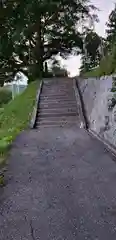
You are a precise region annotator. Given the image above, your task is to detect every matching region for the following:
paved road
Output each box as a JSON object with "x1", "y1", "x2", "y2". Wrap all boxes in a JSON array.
[{"x1": 1, "y1": 127, "x2": 116, "y2": 239}]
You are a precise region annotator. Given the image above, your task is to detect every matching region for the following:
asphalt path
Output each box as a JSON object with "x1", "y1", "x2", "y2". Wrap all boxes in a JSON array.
[{"x1": 0, "y1": 127, "x2": 116, "y2": 239}]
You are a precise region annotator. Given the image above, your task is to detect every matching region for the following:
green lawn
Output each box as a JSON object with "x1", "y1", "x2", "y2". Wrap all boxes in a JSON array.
[
  {"x1": 0, "y1": 81, "x2": 39, "y2": 161},
  {"x1": 82, "y1": 47, "x2": 116, "y2": 78},
  {"x1": 83, "y1": 67, "x2": 101, "y2": 78}
]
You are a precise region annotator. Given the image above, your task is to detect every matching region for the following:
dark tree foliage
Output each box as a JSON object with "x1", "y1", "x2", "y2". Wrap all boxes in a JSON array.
[
  {"x1": 80, "y1": 31, "x2": 102, "y2": 73},
  {"x1": 106, "y1": 4, "x2": 116, "y2": 48},
  {"x1": 0, "y1": 0, "x2": 97, "y2": 83}
]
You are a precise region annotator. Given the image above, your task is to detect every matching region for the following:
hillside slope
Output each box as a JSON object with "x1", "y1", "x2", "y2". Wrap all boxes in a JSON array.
[{"x1": 0, "y1": 81, "x2": 39, "y2": 160}]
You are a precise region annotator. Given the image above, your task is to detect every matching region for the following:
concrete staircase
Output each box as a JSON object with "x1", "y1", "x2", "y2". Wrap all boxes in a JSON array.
[{"x1": 36, "y1": 78, "x2": 79, "y2": 128}]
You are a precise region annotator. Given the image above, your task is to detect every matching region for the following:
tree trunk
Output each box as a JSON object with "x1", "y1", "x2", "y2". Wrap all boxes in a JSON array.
[
  {"x1": 37, "y1": 15, "x2": 43, "y2": 79},
  {"x1": 45, "y1": 62, "x2": 48, "y2": 76},
  {"x1": 0, "y1": 82, "x2": 4, "y2": 87}
]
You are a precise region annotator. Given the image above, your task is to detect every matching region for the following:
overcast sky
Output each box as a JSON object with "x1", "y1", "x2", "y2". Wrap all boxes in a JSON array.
[{"x1": 64, "y1": 0, "x2": 114, "y2": 76}]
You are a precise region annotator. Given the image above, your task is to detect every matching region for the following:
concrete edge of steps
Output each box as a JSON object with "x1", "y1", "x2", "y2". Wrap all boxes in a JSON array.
[{"x1": 30, "y1": 80, "x2": 43, "y2": 129}]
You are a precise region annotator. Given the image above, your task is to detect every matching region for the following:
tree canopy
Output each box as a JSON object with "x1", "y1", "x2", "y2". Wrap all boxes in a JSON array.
[
  {"x1": 80, "y1": 30, "x2": 102, "y2": 73},
  {"x1": 80, "y1": 3, "x2": 116, "y2": 77},
  {"x1": 0, "y1": 0, "x2": 97, "y2": 85},
  {"x1": 106, "y1": 4, "x2": 116, "y2": 48}
]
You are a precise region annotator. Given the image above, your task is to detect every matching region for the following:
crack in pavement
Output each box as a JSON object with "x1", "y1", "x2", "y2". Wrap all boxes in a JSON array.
[{"x1": 25, "y1": 216, "x2": 36, "y2": 240}]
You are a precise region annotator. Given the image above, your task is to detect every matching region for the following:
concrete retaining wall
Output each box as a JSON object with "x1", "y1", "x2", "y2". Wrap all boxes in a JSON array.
[{"x1": 78, "y1": 76, "x2": 116, "y2": 147}]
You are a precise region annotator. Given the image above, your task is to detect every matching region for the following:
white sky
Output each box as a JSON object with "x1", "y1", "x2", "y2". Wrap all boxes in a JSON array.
[{"x1": 63, "y1": 0, "x2": 114, "y2": 76}]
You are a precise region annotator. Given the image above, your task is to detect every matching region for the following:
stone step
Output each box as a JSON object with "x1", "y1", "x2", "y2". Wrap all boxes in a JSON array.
[
  {"x1": 42, "y1": 90, "x2": 73, "y2": 94},
  {"x1": 43, "y1": 82, "x2": 72, "y2": 85},
  {"x1": 39, "y1": 105, "x2": 77, "y2": 111},
  {"x1": 40, "y1": 93, "x2": 75, "y2": 98},
  {"x1": 38, "y1": 115, "x2": 78, "y2": 120},
  {"x1": 37, "y1": 112, "x2": 78, "y2": 118},
  {"x1": 39, "y1": 104, "x2": 77, "y2": 110},
  {"x1": 40, "y1": 99, "x2": 76, "y2": 104},
  {"x1": 39, "y1": 102, "x2": 77, "y2": 108},
  {"x1": 36, "y1": 122, "x2": 78, "y2": 128},
  {"x1": 39, "y1": 103, "x2": 76, "y2": 108},
  {"x1": 41, "y1": 93, "x2": 74, "y2": 98},
  {"x1": 35, "y1": 78, "x2": 78, "y2": 128},
  {"x1": 40, "y1": 98, "x2": 76, "y2": 102},
  {"x1": 43, "y1": 86, "x2": 73, "y2": 89},
  {"x1": 36, "y1": 123, "x2": 78, "y2": 128},
  {"x1": 38, "y1": 108, "x2": 78, "y2": 114},
  {"x1": 42, "y1": 84, "x2": 73, "y2": 87},
  {"x1": 43, "y1": 84, "x2": 72, "y2": 87},
  {"x1": 41, "y1": 92, "x2": 74, "y2": 95},
  {"x1": 36, "y1": 125, "x2": 64, "y2": 128},
  {"x1": 39, "y1": 101, "x2": 77, "y2": 106},
  {"x1": 43, "y1": 85, "x2": 73, "y2": 88},
  {"x1": 44, "y1": 79, "x2": 72, "y2": 82},
  {"x1": 43, "y1": 83, "x2": 73, "y2": 86},
  {"x1": 36, "y1": 118, "x2": 78, "y2": 126},
  {"x1": 43, "y1": 85, "x2": 73, "y2": 89},
  {"x1": 44, "y1": 82, "x2": 73, "y2": 86},
  {"x1": 41, "y1": 93, "x2": 74, "y2": 97}
]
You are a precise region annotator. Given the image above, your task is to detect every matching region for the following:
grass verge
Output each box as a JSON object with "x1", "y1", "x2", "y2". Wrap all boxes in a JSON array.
[
  {"x1": 83, "y1": 67, "x2": 101, "y2": 78},
  {"x1": 82, "y1": 45, "x2": 116, "y2": 78},
  {"x1": 0, "y1": 81, "x2": 39, "y2": 161}
]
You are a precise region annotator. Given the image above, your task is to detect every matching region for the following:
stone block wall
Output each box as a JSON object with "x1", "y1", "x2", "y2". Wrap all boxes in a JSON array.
[{"x1": 78, "y1": 76, "x2": 116, "y2": 147}]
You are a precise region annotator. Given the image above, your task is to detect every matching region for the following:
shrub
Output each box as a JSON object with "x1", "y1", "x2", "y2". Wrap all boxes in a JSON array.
[{"x1": 0, "y1": 89, "x2": 12, "y2": 107}]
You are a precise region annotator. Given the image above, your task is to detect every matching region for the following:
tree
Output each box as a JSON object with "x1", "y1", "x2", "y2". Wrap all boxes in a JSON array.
[
  {"x1": 80, "y1": 30, "x2": 102, "y2": 73},
  {"x1": 106, "y1": 4, "x2": 116, "y2": 48},
  {"x1": 0, "y1": 0, "x2": 98, "y2": 84}
]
